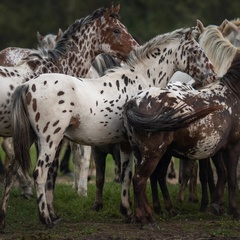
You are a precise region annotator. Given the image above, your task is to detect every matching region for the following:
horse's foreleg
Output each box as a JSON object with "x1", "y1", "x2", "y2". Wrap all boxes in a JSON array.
[
  {"x1": 71, "y1": 143, "x2": 91, "y2": 197},
  {"x1": 112, "y1": 144, "x2": 121, "y2": 183},
  {"x1": 91, "y1": 147, "x2": 107, "y2": 211},
  {"x1": 150, "y1": 168, "x2": 162, "y2": 215},
  {"x1": 210, "y1": 152, "x2": 227, "y2": 215},
  {"x1": 188, "y1": 160, "x2": 198, "y2": 203},
  {"x1": 199, "y1": 159, "x2": 210, "y2": 212},
  {"x1": 157, "y1": 153, "x2": 175, "y2": 216},
  {"x1": 119, "y1": 142, "x2": 133, "y2": 221}
]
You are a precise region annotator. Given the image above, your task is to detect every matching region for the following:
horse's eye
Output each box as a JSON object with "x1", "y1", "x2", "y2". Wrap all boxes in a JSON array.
[{"x1": 113, "y1": 29, "x2": 121, "y2": 34}]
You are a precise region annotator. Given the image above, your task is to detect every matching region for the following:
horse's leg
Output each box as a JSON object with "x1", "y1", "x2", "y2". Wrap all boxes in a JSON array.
[
  {"x1": 210, "y1": 152, "x2": 227, "y2": 215},
  {"x1": 150, "y1": 162, "x2": 163, "y2": 215},
  {"x1": 0, "y1": 159, "x2": 19, "y2": 230},
  {"x1": 224, "y1": 148, "x2": 240, "y2": 219},
  {"x1": 167, "y1": 158, "x2": 176, "y2": 179},
  {"x1": 199, "y1": 158, "x2": 211, "y2": 212},
  {"x1": 2, "y1": 137, "x2": 33, "y2": 199},
  {"x1": 188, "y1": 160, "x2": 198, "y2": 203},
  {"x1": 133, "y1": 134, "x2": 171, "y2": 225},
  {"x1": 91, "y1": 146, "x2": 107, "y2": 211},
  {"x1": 177, "y1": 159, "x2": 197, "y2": 203},
  {"x1": 59, "y1": 140, "x2": 72, "y2": 175},
  {"x1": 112, "y1": 144, "x2": 121, "y2": 183},
  {"x1": 119, "y1": 142, "x2": 133, "y2": 222},
  {"x1": 33, "y1": 140, "x2": 61, "y2": 228},
  {"x1": 44, "y1": 142, "x2": 63, "y2": 223},
  {"x1": 155, "y1": 153, "x2": 175, "y2": 216},
  {"x1": 71, "y1": 143, "x2": 91, "y2": 197}
]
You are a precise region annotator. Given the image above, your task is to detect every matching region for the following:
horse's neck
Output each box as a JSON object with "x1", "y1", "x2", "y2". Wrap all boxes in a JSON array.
[
  {"x1": 27, "y1": 23, "x2": 100, "y2": 78},
  {"x1": 53, "y1": 23, "x2": 100, "y2": 77},
  {"x1": 131, "y1": 49, "x2": 177, "y2": 88}
]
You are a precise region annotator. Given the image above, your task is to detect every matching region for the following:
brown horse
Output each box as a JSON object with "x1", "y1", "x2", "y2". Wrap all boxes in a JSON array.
[{"x1": 123, "y1": 51, "x2": 240, "y2": 225}]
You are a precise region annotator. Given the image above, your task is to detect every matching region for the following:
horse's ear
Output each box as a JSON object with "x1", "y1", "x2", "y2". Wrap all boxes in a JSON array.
[
  {"x1": 218, "y1": 19, "x2": 229, "y2": 33},
  {"x1": 112, "y1": 3, "x2": 120, "y2": 14},
  {"x1": 37, "y1": 32, "x2": 44, "y2": 42},
  {"x1": 185, "y1": 28, "x2": 193, "y2": 40},
  {"x1": 56, "y1": 28, "x2": 63, "y2": 41},
  {"x1": 197, "y1": 19, "x2": 205, "y2": 33}
]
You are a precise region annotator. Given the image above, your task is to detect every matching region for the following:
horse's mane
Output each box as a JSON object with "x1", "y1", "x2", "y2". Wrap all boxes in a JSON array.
[
  {"x1": 24, "y1": 7, "x2": 116, "y2": 62},
  {"x1": 126, "y1": 28, "x2": 193, "y2": 67},
  {"x1": 198, "y1": 26, "x2": 238, "y2": 76},
  {"x1": 221, "y1": 52, "x2": 240, "y2": 98}
]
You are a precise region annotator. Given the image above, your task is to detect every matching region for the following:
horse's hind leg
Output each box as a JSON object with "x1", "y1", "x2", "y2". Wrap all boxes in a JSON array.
[
  {"x1": 45, "y1": 141, "x2": 63, "y2": 223},
  {"x1": 150, "y1": 165, "x2": 163, "y2": 215},
  {"x1": 34, "y1": 141, "x2": 61, "y2": 228},
  {"x1": 119, "y1": 142, "x2": 133, "y2": 222},
  {"x1": 2, "y1": 137, "x2": 32, "y2": 199},
  {"x1": 0, "y1": 160, "x2": 19, "y2": 230}
]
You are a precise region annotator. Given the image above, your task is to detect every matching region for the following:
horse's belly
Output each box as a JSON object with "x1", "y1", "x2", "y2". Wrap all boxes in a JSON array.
[
  {"x1": 174, "y1": 133, "x2": 221, "y2": 160},
  {"x1": 64, "y1": 121, "x2": 125, "y2": 145}
]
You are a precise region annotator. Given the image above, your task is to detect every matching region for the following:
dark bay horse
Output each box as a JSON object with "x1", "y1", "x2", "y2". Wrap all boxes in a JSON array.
[{"x1": 123, "y1": 53, "x2": 240, "y2": 225}]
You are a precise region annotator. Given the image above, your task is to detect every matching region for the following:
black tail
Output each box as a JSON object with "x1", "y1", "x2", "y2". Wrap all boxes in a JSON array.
[
  {"x1": 11, "y1": 84, "x2": 33, "y2": 173},
  {"x1": 124, "y1": 100, "x2": 221, "y2": 132}
]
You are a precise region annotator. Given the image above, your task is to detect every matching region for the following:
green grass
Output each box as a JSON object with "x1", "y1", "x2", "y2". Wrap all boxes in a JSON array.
[{"x1": 0, "y1": 147, "x2": 240, "y2": 239}]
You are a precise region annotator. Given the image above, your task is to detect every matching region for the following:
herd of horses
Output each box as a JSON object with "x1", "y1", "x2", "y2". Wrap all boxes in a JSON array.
[{"x1": 0, "y1": 4, "x2": 239, "y2": 230}]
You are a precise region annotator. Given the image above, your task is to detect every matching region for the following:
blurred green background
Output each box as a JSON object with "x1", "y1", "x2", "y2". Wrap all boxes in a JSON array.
[{"x1": 0, "y1": 0, "x2": 239, "y2": 49}]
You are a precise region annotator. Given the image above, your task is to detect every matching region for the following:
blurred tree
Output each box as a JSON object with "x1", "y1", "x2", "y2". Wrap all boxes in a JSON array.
[{"x1": 0, "y1": 0, "x2": 239, "y2": 49}]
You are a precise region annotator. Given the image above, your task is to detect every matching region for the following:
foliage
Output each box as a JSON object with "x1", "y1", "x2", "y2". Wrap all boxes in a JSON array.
[{"x1": 0, "y1": 0, "x2": 240, "y2": 49}]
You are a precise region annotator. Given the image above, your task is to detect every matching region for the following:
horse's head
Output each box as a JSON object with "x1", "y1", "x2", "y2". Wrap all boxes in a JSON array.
[
  {"x1": 218, "y1": 19, "x2": 240, "y2": 48},
  {"x1": 96, "y1": 4, "x2": 139, "y2": 61},
  {"x1": 37, "y1": 29, "x2": 63, "y2": 50},
  {"x1": 178, "y1": 27, "x2": 217, "y2": 86},
  {"x1": 197, "y1": 19, "x2": 238, "y2": 77}
]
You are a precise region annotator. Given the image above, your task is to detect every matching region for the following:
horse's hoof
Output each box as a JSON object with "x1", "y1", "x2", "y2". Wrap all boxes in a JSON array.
[
  {"x1": 125, "y1": 214, "x2": 132, "y2": 223},
  {"x1": 91, "y1": 202, "x2": 103, "y2": 212},
  {"x1": 142, "y1": 222, "x2": 159, "y2": 230},
  {"x1": 209, "y1": 203, "x2": 222, "y2": 215}
]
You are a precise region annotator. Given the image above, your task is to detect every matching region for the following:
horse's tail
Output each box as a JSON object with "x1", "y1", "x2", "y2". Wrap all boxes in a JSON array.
[
  {"x1": 123, "y1": 100, "x2": 221, "y2": 132},
  {"x1": 11, "y1": 84, "x2": 34, "y2": 174}
]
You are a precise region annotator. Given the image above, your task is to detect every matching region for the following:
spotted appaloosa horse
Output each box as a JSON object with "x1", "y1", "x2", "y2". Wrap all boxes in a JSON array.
[
  {"x1": 123, "y1": 46, "x2": 240, "y2": 225},
  {"x1": 173, "y1": 19, "x2": 240, "y2": 213},
  {"x1": 0, "y1": 29, "x2": 63, "y2": 67},
  {"x1": 219, "y1": 18, "x2": 240, "y2": 47},
  {"x1": 37, "y1": 29, "x2": 63, "y2": 49},
  {"x1": 0, "y1": 4, "x2": 138, "y2": 229},
  {"x1": 7, "y1": 27, "x2": 217, "y2": 228},
  {"x1": 0, "y1": 29, "x2": 63, "y2": 199}
]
